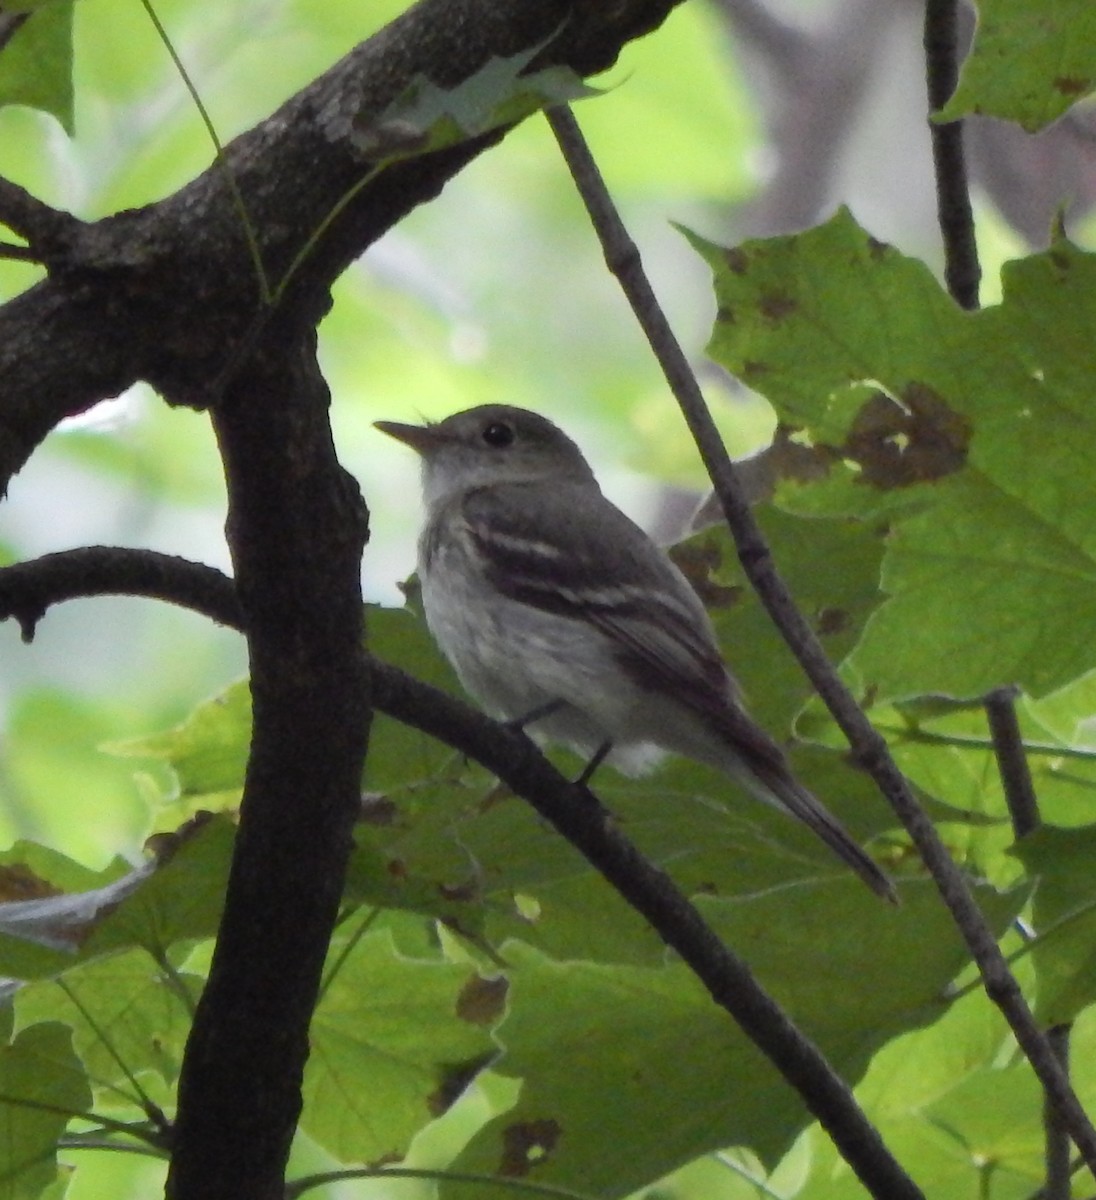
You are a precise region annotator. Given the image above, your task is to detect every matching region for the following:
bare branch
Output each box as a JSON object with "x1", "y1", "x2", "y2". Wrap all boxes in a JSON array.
[
  {"x1": 984, "y1": 685, "x2": 1040, "y2": 839},
  {"x1": 0, "y1": 546, "x2": 243, "y2": 641},
  {"x1": 1043, "y1": 1025, "x2": 1075, "y2": 1200},
  {"x1": 0, "y1": 175, "x2": 82, "y2": 256},
  {"x1": 923, "y1": 0, "x2": 980, "y2": 307},
  {"x1": 546, "y1": 100, "x2": 1096, "y2": 1182},
  {"x1": 983, "y1": 685, "x2": 1074, "y2": 1200}
]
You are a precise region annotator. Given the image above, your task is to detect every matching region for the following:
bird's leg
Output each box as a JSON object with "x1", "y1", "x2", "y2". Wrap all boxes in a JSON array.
[
  {"x1": 576, "y1": 740, "x2": 613, "y2": 787},
  {"x1": 505, "y1": 698, "x2": 565, "y2": 733}
]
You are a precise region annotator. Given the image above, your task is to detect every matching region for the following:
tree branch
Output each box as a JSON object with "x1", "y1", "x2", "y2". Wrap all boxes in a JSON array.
[
  {"x1": 0, "y1": 175, "x2": 83, "y2": 256},
  {"x1": 923, "y1": 0, "x2": 980, "y2": 308},
  {"x1": 0, "y1": 545, "x2": 923, "y2": 1200},
  {"x1": 0, "y1": 0, "x2": 685, "y2": 494},
  {"x1": 984, "y1": 685, "x2": 1040, "y2": 840},
  {"x1": 0, "y1": 547, "x2": 243, "y2": 641},
  {"x1": 984, "y1": 684, "x2": 1072, "y2": 1200},
  {"x1": 160, "y1": 330, "x2": 371, "y2": 1200},
  {"x1": 545, "y1": 100, "x2": 1096, "y2": 1182}
]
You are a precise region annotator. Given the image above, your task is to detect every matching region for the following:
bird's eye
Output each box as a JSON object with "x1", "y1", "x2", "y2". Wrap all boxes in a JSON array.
[{"x1": 481, "y1": 422, "x2": 515, "y2": 448}]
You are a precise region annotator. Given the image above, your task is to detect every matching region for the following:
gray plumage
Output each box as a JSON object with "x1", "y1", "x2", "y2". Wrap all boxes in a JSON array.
[{"x1": 377, "y1": 404, "x2": 895, "y2": 902}]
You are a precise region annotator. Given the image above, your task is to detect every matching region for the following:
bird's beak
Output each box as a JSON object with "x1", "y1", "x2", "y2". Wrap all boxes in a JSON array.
[{"x1": 373, "y1": 419, "x2": 443, "y2": 455}]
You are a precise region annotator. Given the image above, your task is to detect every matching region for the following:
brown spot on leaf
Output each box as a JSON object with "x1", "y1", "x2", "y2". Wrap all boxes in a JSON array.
[
  {"x1": 724, "y1": 246, "x2": 749, "y2": 274},
  {"x1": 716, "y1": 305, "x2": 735, "y2": 325},
  {"x1": 741, "y1": 360, "x2": 769, "y2": 382},
  {"x1": 146, "y1": 811, "x2": 217, "y2": 863},
  {"x1": 359, "y1": 793, "x2": 398, "y2": 825},
  {"x1": 866, "y1": 236, "x2": 890, "y2": 261},
  {"x1": 428, "y1": 1052, "x2": 496, "y2": 1116},
  {"x1": 0, "y1": 865, "x2": 61, "y2": 903},
  {"x1": 439, "y1": 878, "x2": 480, "y2": 903},
  {"x1": 499, "y1": 1118, "x2": 562, "y2": 1176},
  {"x1": 715, "y1": 425, "x2": 834, "y2": 510},
  {"x1": 1054, "y1": 76, "x2": 1089, "y2": 96},
  {"x1": 842, "y1": 384, "x2": 969, "y2": 488},
  {"x1": 670, "y1": 541, "x2": 742, "y2": 608},
  {"x1": 759, "y1": 291, "x2": 797, "y2": 322},
  {"x1": 815, "y1": 607, "x2": 849, "y2": 636},
  {"x1": 386, "y1": 858, "x2": 408, "y2": 881},
  {"x1": 456, "y1": 974, "x2": 509, "y2": 1025}
]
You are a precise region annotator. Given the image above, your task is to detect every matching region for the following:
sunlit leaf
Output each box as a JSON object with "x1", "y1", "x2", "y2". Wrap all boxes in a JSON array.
[
  {"x1": 0, "y1": 3, "x2": 73, "y2": 132},
  {"x1": 0, "y1": 1019, "x2": 91, "y2": 1199},
  {"x1": 301, "y1": 928, "x2": 497, "y2": 1163},
  {"x1": 688, "y1": 210, "x2": 1096, "y2": 702},
  {"x1": 942, "y1": 0, "x2": 1096, "y2": 131},
  {"x1": 450, "y1": 878, "x2": 1023, "y2": 1197}
]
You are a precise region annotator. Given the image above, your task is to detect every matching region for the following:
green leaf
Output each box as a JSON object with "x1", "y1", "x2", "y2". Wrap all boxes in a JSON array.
[
  {"x1": 449, "y1": 880, "x2": 1023, "y2": 1197},
  {"x1": 673, "y1": 512, "x2": 885, "y2": 734},
  {"x1": 689, "y1": 211, "x2": 1096, "y2": 701},
  {"x1": 84, "y1": 815, "x2": 234, "y2": 960},
  {"x1": 941, "y1": 0, "x2": 1096, "y2": 131},
  {"x1": 0, "y1": 4, "x2": 73, "y2": 133},
  {"x1": 109, "y1": 679, "x2": 251, "y2": 814},
  {"x1": 354, "y1": 36, "x2": 596, "y2": 159},
  {"x1": 363, "y1": 606, "x2": 466, "y2": 792},
  {"x1": 1012, "y1": 824, "x2": 1096, "y2": 1024},
  {"x1": 0, "y1": 1020, "x2": 91, "y2": 1199},
  {"x1": 15, "y1": 949, "x2": 198, "y2": 1095},
  {"x1": 301, "y1": 927, "x2": 497, "y2": 1164}
]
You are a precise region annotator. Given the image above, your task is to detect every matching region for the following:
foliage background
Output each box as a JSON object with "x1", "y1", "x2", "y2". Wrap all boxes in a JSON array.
[{"x1": 2, "y1": 0, "x2": 1096, "y2": 1198}]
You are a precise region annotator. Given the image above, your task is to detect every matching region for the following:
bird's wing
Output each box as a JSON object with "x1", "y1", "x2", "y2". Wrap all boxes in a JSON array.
[{"x1": 461, "y1": 481, "x2": 744, "y2": 725}]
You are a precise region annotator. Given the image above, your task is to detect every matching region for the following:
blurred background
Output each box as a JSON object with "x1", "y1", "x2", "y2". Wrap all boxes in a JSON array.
[{"x1": 0, "y1": 0, "x2": 1092, "y2": 870}]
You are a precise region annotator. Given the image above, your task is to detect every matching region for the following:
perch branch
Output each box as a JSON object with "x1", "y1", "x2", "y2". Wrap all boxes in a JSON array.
[
  {"x1": 545, "y1": 101, "x2": 1096, "y2": 1180},
  {"x1": 0, "y1": 545, "x2": 923, "y2": 1200}
]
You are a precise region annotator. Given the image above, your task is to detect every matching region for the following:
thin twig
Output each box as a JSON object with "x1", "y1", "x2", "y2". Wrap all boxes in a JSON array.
[
  {"x1": 0, "y1": 546, "x2": 924, "y2": 1200},
  {"x1": 138, "y1": 0, "x2": 271, "y2": 304},
  {"x1": 544, "y1": 101, "x2": 1096, "y2": 1182},
  {"x1": 0, "y1": 241, "x2": 42, "y2": 263},
  {"x1": 984, "y1": 686, "x2": 1041, "y2": 838},
  {"x1": 0, "y1": 176, "x2": 82, "y2": 256},
  {"x1": 923, "y1": 0, "x2": 980, "y2": 308},
  {"x1": 1044, "y1": 1025, "x2": 1074, "y2": 1200},
  {"x1": 876, "y1": 723, "x2": 1096, "y2": 763},
  {"x1": 984, "y1": 685, "x2": 1073, "y2": 1200}
]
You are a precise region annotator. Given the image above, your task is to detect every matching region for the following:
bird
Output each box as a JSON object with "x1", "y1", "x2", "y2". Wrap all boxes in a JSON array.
[{"x1": 375, "y1": 404, "x2": 895, "y2": 901}]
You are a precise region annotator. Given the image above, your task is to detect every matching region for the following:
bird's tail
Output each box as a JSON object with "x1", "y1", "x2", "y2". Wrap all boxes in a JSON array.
[
  {"x1": 753, "y1": 765, "x2": 898, "y2": 903},
  {"x1": 712, "y1": 723, "x2": 897, "y2": 902},
  {"x1": 675, "y1": 703, "x2": 896, "y2": 900}
]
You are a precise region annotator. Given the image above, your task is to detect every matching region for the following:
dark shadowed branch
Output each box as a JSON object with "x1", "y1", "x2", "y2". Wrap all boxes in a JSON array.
[
  {"x1": 985, "y1": 684, "x2": 1072, "y2": 1200},
  {"x1": 923, "y1": 0, "x2": 980, "y2": 308},
  {"x1": 164, "y1": 333, "x2": 372, "y2": 1200},
  {"x1": 984, "y1": 685, "x2": 1040, "y2": 840},
  {"x1": 0, "y1": 544, "x2": 923, "y2": 1200},
  {"x1": 545, "y1": 100, "x2": 1096, "y2": 1181}
]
